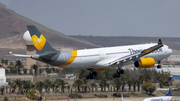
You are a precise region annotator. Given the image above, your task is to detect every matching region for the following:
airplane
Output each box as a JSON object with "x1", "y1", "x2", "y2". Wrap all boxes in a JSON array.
[
  {"x1": 143, "y1": 79, "x2": 173, "y2": 101},
  {"x1": 8, "y1": 25, "x2": 172, "y2": 79}
]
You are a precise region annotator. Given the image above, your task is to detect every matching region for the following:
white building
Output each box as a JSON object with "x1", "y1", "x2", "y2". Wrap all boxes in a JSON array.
[
  {"x1": 65, "y1": 74, "x2": 76, "y2": 79},
  {"x1": 167, "y1": 55, "x2": 180, "y2": 61},
  {"x1": 0, "y1": 68, "x2": 8, "y2": 85}
]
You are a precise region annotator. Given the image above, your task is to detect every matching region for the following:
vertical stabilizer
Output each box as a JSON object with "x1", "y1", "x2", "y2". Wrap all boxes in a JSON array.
[
  {"x1": 27, "y1": 25, "x2": 57, "y2": 54},
  {"x1": 166, "y1": 79, "x2": 173, "y2": 96}
]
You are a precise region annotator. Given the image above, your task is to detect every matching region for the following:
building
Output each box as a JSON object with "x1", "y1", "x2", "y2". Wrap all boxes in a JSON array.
[
  {"x1": 65, "y1": 74, "x2": 76, "y2": 79},
  {"x1": 0, "y1": 68, "x2": 8, "y2": 85}
]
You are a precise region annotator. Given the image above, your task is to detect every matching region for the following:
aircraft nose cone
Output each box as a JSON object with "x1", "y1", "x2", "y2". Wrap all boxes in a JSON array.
[{"x1": 169, "y1": 49, "x2": 172, "y2": 55}]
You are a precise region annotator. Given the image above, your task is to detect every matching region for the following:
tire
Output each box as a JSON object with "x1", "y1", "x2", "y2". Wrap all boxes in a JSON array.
[
  {"x1": 89, "y1": 75, "x2": 93, "y2": 79},
  {"x1": 117, "y1": 74, "x2": 120, "y2": 78},
  {"x1": 117, "y1": 69, "x2": 120, "y2": 74},
  {"x1": 157, "y1": 65, "x2": 161, "y2": 69},
  {"x1": 120, "y1": 70, "x2": 124, "y2": 74},
  {"x1": 86, "y1": 75, "x2": 90, "y2": 79},
  {"x1": 93, "y1": 71, "x2": 97, "y2": 76},
  {"x1": 113, "y1": 73, "x2": 117, "y2": 78}
]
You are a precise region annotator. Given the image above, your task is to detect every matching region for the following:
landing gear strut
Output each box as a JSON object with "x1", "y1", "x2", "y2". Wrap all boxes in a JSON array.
[
  {"x1": 113, "y1": 62, "x2": 124, "y2": 78},
  {"x1": 157, "y1": 61, "x2": 161, "y2": 69},
  {"x1": 86, "y1": 68, "x2": 97, "y2": 79}
]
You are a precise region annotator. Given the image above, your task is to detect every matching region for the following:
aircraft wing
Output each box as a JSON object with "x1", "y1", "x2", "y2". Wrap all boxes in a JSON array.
[
  {"x1": 110, "y1": 39, "x2": 163, "y2": 65},
  {"x1": 95, "y1": 39, "x2": 163, "y2": 67}
]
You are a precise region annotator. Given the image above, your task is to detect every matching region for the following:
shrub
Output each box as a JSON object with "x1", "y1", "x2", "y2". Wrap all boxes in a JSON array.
[
  {"x1": 97, "y1": 94, "x2": 107, "y2": 98},
  {"x1": 141, "y1": 82, "x2": 152, "y2": 93},
  {"x1": 25, "y1": 90, "x2": 36, "y2": 100},
  {"x1": 4, "y1": 97, "x2": 8, "y2": 101},
  {"x1": 25, "y1": 89, "x2": 42, "y2": 100},
  {"x1": 130, "y1": 92, "x2": 137, "y2": 96},
  {"x1": 147, "y1": 85, "x2": 156, "y2": 95},
  {"x1": 68, "y1": 93, "x2": 82, "y2": 99}
]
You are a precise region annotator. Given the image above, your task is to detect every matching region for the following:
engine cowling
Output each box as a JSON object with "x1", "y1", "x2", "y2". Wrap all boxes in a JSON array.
[{"x1": 134, "y1": 58, "x2": 155, "y2": 68}]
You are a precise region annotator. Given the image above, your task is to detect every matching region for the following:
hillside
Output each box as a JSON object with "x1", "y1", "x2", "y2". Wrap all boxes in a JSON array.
[
  {"x1": 70, "y1": 35, "x2": 180, "y2": 55},
  {"x1": 0, "y1": 3, "x2": 98, "y2": 54},
  {"x1": 0, "y1": 2, "x2": 180, "y2": 57}
]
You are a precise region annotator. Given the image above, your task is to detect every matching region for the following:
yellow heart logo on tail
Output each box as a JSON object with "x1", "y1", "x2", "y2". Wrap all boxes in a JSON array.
[{"x1": 31, "y1": 34, "x2": 46, "y2": 51}]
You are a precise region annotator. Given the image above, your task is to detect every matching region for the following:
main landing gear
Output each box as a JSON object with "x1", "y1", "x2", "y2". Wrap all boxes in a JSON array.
[
  {"x1": 86, "y1": 68, "x2": 97, "y2": 79},
  {"x1": 113, "y1": 62, "x2": 124, "y2": 78},
  {"x1": 157, "y1": 61, "x2": 162, "y2": 69},
  {"x1": 113, "y1": 69, "x2": 124, "y2": 78}
]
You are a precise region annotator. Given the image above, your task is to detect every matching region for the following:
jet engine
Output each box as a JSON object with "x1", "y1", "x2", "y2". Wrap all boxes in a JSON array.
[{"x1": 134, "y1": 58, "x2": 155, "y2": 68}]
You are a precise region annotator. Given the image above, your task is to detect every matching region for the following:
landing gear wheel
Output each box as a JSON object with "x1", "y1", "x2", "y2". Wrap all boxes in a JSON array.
[
  {"x1": 86, "y1": 69, "x2": 97, "y2": 79},
  {"x1": 113, "y1": 73, "x2": 117, "y2": 78},
  {"x1": 89, "y1": 75, "x2": 93, "y2": 79},
  {"x1": 157, "y1": 65, "x2": 161, "y2": 69},
  {"x1": 113, "y1": 73, "x2": 120, "y2": 78},
  {"x1": 117, "y1": 69, "x2": 120, "y2": 74},
  {"x1": 117, "y1": 74, "x2": 120, "y2": 78},
  {"x1": 86, "y1": 75, "x2": 90, "y2": 79},
  {"x1": 120, "y1": 70, "x2": 124, "y2": 74},
  {"x1": 117, "y1": 69, "x2": 124, "y2": 74},
  {"x1": 89, "y1": 71, "x2": 93, "y2": 75},
  {"x1": 93, "y1": 71, "x2": 97, "y2": 76}
]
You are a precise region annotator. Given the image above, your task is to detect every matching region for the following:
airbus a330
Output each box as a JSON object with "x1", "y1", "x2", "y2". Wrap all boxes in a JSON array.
[{"x1": 8, "y1": 25, "x2": 172, "y2": 79}]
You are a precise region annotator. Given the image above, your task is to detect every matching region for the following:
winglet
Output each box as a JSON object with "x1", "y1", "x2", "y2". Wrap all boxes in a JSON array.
[{"x1": 158, "y1": 39, "x2": 162, "y2": 44}]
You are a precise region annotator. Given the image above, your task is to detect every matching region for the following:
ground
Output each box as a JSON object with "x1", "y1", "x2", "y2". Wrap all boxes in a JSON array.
[{"x1": 0, "y1": 93, "x2": 180, "y2": 101}]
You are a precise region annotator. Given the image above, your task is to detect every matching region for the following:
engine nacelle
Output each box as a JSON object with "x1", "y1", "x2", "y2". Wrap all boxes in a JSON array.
[{"x1": 134, "y1": 58, "x2": 155, "y2": 68}]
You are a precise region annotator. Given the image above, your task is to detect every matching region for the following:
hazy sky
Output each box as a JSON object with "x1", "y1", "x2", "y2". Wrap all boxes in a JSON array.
[{"x1": 0, "y1": 0, "x2": 180, "y2": 37}]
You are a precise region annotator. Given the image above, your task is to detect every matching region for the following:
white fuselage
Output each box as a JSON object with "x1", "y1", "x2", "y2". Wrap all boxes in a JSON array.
[
  {"x1": 143, "y1": 96, "x2": 172, "y2": 101},
  {"x1": 61, "y1": 43, "x2": 172, "y2": 68}
]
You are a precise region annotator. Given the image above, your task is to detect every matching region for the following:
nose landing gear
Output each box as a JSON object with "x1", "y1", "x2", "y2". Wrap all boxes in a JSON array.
[{"x1": 157, "y1": 61, "x2": 162, "y2": 69}]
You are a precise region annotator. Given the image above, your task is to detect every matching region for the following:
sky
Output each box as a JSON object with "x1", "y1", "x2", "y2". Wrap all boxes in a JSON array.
[{"x1": 0, "y1": 0, "x2": 180, "y2": 37}]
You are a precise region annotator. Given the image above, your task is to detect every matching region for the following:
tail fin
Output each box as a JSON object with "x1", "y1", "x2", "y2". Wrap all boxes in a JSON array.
[
  {"x1": 166, "y1": 79, "x2": 173, "y2": 96},
  {"x1": 27, "y1": 25, "x2": 57, "y2": 54}
]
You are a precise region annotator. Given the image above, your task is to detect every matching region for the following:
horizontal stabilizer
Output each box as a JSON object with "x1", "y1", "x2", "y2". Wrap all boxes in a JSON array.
[
  {"x1": 39, "y1": 52, "x2": 58, "y2": 60},
  {"x1": 7, "y1": 50, "x2": 31, "y2": 58}
]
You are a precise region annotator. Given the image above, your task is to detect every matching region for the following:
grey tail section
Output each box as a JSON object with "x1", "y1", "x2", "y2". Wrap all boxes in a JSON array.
[{"x1": 27, "y1": 25, "x2": 58, "y2": 54}]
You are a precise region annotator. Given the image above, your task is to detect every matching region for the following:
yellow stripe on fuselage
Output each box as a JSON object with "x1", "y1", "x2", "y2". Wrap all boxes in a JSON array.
[{"x1": 58, "y1": 50, "x2": 77, "y2": 67}]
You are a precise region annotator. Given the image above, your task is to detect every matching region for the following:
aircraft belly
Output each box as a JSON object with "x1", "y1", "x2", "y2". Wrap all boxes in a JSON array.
[
  {"x1": 62, "y1": 57, "x2": 99, "y2": 68},
  {"x1": 145, "y1": 52, "x2": 167, "y2": 61}
]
